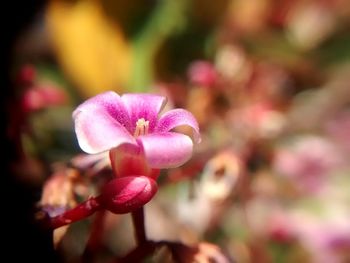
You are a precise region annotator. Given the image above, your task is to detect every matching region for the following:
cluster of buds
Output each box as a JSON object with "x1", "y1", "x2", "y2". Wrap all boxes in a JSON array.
[{"x1": 18, "y1": 64, "x2": 67, "y2": 113}]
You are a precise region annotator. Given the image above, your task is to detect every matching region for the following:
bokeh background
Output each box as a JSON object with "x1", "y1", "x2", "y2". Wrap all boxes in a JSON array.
[{"x1": 5, "y1": 0, "x2": 350, "y2": 262}]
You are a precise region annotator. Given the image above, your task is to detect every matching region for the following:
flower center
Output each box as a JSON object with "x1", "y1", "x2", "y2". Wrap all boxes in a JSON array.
[{"x1": 134, "y1": 118, "x2": 149, "y2": 137}]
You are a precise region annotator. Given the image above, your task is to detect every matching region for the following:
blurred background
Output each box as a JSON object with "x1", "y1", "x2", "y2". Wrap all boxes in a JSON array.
[{"x1": 4, "y1": 0, "x2": 350, "y2": 262}]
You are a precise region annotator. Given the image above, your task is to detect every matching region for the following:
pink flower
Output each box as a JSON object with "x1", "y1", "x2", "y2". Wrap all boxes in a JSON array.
[
  {"x1": 67, "y1": 91, "x2": 201, "y2": 216},
  {"x1": 273, "y1": 136, "x2": 342, "y2": 192},
  {"x1": 73, "y1": 91, "x2": 200, "y2": 175},
  {"x1": 44, "y1": 93, "x2": 201, "y2": 224}
]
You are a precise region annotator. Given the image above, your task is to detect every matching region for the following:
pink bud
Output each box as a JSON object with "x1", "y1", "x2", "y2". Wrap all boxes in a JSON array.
[
  {"x1": 100, "y1": 176, "x2": 158, "y2": 214},
  {"x1": 18, "y1": 64, "x2": 36, "y2": 86},
  {"x1": 22, "y1": 85, "x2": 67, "y2": 112},
  {"x1": 22, "y1": 89, "x2": 42, "y2": 112},
  {"x1": 187, "y1": 60, "x2": 217, "y2": 87},
  {"x1": 39, "y1": 85, "x2": 67, "y2": 105}
]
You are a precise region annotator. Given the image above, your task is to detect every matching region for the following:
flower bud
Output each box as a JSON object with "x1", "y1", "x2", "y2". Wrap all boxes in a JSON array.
[
  {"x1": 187, "y1": 60, "x2": 217, "y2": 87},
  {"x1": 22, "y1": 85, "x2": 67, "y2": 112},
  {"x1": 100, "y1": 176, "x2": 158, "y2": 214},
  {"x1": 18, "y1": 64, "x2": 36, "y2": 86}
]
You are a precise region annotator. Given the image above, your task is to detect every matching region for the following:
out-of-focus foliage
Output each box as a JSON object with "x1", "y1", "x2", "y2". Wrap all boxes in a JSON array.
[{"x1": 46, "y1": 0, "x2": 131, "y2": 97}]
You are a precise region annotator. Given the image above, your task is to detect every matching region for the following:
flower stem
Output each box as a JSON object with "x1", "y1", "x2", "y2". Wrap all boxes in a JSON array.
[
  {"x1": 82, "y1": 210, "x2": 106, "y2": 262},
  {"x1": 131, "y1": 207, "x2": 147, "y2": 245},
  {"x1": 48, "y1": 197, "x2": 102, "y2": 229}
]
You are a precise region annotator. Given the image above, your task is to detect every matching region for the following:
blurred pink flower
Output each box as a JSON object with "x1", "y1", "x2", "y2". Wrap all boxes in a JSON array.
[
  {"x1": 187, "y1": 60, "x2": 217, "y2": 87},
  {"x1": 267, "y1": 211, "x2": 295, "y2": 243},
  {"x1": 289, "y1": 208, "x2": 350, "y2": 263},
  {"x1": 230, "y1": 102, "x2": 286, "y2": 139},
  {"x1": 73, "y1": 91, "x2": 201, "y2": 175},
  {"x1": 22, "y1": 84, "x2": 67, "y2": 112},
  {"x1": 325, "y1": 111, "x2": 350, "y2": 152},
  {"x1": 273, "y1": 136, "x2": 343, "y2": 192},
  {"x1": 71, "y1": 152, "x2": 110, "y2": 175}
]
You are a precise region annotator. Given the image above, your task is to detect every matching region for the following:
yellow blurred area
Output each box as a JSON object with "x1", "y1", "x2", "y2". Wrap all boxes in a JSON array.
[{"x1": 46, "y1": 0, "x2": 131, "y2": 97}]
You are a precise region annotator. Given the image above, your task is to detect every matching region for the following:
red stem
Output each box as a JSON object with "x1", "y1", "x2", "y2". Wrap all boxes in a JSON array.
[
  {"x1": 82, "y1": 210, "x2": 106, "y2": 261},
  {"x1": 131, "y1": 207, "x2": 146, "y2": 245},
  {"x1": 48, "y1": 196, "x2": 102, "y2": 229}
]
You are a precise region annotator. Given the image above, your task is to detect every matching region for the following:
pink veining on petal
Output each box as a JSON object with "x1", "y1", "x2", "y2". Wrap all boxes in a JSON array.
[
  {"x1": 73, "y1": 91, "x2": 139, "y2": 153},
  {"x1": 121, "y1": 93, "x2": 167, "y2": 133},
  {"x1": 74, "y1": 106, "x2": 136, "y2": 154},
  {"x1": 137, "y1": 132, "x2": 194, "y2": 168},
  {"x1": 73, "y1": 91, "x2": 132, "y2": 132},
  {"x1": 156, "y1": 108, "x2": 201, "y2": 143}
]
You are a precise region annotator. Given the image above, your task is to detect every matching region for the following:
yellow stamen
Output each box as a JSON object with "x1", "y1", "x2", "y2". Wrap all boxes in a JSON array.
[{"x1": 134, "y1": 118, "x2": 149, "y2": 137}]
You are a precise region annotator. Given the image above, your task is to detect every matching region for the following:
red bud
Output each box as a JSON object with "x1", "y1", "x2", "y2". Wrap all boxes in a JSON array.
[
  {"x1": 22, "y1": 85, "x2": 67, "y2": 112},
  {"x1": 187, "y1": 60, "x2": 217, "y2": 87},
  {"x1": 100, "y1": 176, "x2": 158, "y2": 214},
  {"x1": 18, "y1": 64, "x2": 36, "y2": 86}
]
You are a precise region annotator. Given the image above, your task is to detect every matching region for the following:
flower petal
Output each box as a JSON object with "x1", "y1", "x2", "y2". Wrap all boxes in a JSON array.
[
  {"x1": 74, "y1": 106, "x2": 136, "y2": 154},
  {"x1": 155, "y1": 109, "x2": 201, "y2": 143},
  {"x1": 73, "y1": 91, "x2": 132, "y2": 132},
  {"x1": 137, "y1": 132, "x2": 193, "y2": 168},
  {"x1": 121, "y1": 93, "x2": 167, "y2": 133}
]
